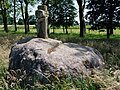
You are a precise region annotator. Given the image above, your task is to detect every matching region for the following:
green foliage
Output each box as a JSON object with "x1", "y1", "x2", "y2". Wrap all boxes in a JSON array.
[
  {"x1": 29, "y1": 15, "x2": 36, "y2": 25},
  {"x1": 18, "y1": 18, "x2": 24, "y2": 25},
  {"x1": 8, "y1": 17, "x2": 14, "y2": 25},
  {"x1": 0, "y1": 67, "x2": 101, "y2": 90},
  {"x1": 48, "y1": 0, "x2": 77, "y2": 28},
  {"x1": 86, "y1": 0, "x2": 120, "y2": 28}
]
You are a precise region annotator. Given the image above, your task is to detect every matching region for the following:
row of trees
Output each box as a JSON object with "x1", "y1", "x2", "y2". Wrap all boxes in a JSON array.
[
  {"x1": 48, "y1": 0, "x2": 77, "y2": 34},
  {"x1": 0, "y1": 15, "x2": 36, "y2": 25},
  {"x1": 76, "y1": 0, "x2": 120, "y2": 38},
  {"x1": 0, "y1": 0, "x2": 78, "y2": 34},
  {"x1": 0, "y1": 0, "x2": 120, "y2": 38},
  {"x1": 41, "y1": 0, "x2": 86, "y2": 37},
  {"x1": 0, "y1": 0, "x2": 40, "y2": 34}
]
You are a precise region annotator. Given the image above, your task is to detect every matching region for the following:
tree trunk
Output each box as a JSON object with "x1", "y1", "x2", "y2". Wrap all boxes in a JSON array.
[
  {"x1": 52, "y1": 26, "x2": 55, "y2": 34},
  {"x1": 65, "y1": 25, "x2": 68, "y2": 34},
  {"x1": 77, "y1": 0, "x2": 85, "y2": 37},
  {"x1": 0, "y1": 1, "x2": 3, "y2": 26},
  {"x1": 3, "y1": 0, "x2": 8, "y2": 33},
  {"x1": 79, "y1": 6, "x2": 84, "y2": 37},
  {"x1": 14, "y1": 0, "x2": 17, "y2": 32},
  {"x1": 25, "y1": 3, "x2": 29, "y2": 34},
  {"x1": 19, "y1": 0, "x2": 29, "y2": 34},
  {"x1": 20, "y1": 1, "x2": 24, "y2": 20},
  {"x1": 109, "y1": 0, "x2": 113, "y2": 35},
  {"x1": 107, "y1": 27, "x2": 110, "y2": 39},
  {"x1": 19, "y1": 1, "x2": 26, "y2": 32},
  {"x1": 63, "y1": 26, "x2": 65, "y2": 33},
  {"x1": 83, "y1": 19, "x2": 86, "y2": 34},
  {"x1": 106, "y1": 19, "x2": 110, "y2": 39}
]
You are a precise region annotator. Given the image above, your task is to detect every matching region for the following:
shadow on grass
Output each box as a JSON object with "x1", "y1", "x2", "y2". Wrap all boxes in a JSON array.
[{"x1": 49, "y1": 33, "x2": 120, "y2": 43}]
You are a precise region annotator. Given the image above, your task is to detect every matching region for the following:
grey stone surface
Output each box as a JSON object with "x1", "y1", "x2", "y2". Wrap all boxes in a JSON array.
[
  {"x1": 35, "y1": 5, "x2": 48, "y2": 38},
  {"x1": 8, "y1": 38, "x2": 104, "y2": 83}
]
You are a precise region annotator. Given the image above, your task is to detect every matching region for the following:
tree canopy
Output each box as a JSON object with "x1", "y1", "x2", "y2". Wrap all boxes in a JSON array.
[
  {"x1": 86, "y1": 0, "x2": 120, "y2": 38},
  {"x1": 48, "y1": 0, "x2": 77, "y2": 31}
]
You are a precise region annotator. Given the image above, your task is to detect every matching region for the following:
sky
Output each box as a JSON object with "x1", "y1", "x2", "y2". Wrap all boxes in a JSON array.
[
  {"x1": 74, "y1": 0, "x2": 80, "y2": 23},
  {"x1": 74, "y1": 1, "x2": 89, "y2": 23}
]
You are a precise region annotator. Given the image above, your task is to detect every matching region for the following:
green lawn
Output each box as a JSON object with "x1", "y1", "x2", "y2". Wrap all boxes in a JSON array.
[{"x1": 0, "y1": 25, "x2": 120, "y2": 39}]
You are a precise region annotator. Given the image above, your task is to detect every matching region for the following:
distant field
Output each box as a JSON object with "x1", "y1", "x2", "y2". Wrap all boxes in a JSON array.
[
  {"x1": 0, "y1": 25, "x2": 120, "y2": 39},
  {"x1": 49, "y1": 26, "x2": 120, "y2": 40},
  {"x1": 50, "y1": 26, "x2": 120, "y2": 34}
]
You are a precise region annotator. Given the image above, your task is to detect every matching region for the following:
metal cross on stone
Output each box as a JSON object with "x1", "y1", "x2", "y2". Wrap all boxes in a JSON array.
[{"x1": 35, "y1": 5, "x2": 49, "y2": 38}]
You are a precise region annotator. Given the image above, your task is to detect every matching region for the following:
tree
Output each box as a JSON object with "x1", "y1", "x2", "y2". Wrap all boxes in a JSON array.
[
  {"x1": 18, "y1": 0, "x2": 29, "y2": 34},
  {"x1": 59, "y1": 0, "x2": 77, "y2": 34},
  {"x1": 29, "y1": 15, "x2": 36, "y2": 25},
  {"x1": 39, "y1": 0, "x2": 77, "y2": 34},
  {"x1": 76, "y1": 0, "x2": 86, "y2": 37},
  {"x1": 24, "y1": 0, "x2": 29, "y2": 34},
  {"x1": 86, "y1": 0, "x2": 120, "y2": 38},
  {"x1": 18, "y1": 0, "x2": 36, "y2": 34},
  {"x1": 8, "y1": 16, "x2": 14, "y2": 24},
  {"x1": 18, "y1": 18, "x2": 24, "y2": 25},
  {"x1": 0, "y1": 16, "x2": 2, "y2": 24},
  {"x1": 41, "y1": 0, "x2": 49, "y2": 6},
  {"x1": 13, "y1": 0, "x2": 17, "y2": 31},
  {"x1": 48, "y1": 0, "x2": 77, "y2": 34},
  {"x1": 11, "y1": 0, "x2": 21, "y2": 31},
  {"x1": 0, "y1": 0, "x2": 8, "y2": 32}
]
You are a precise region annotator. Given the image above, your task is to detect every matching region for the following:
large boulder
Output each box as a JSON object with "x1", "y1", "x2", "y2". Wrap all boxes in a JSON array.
[{"x1": 8, "y1": 38, "x2": 104, "y2": 84}]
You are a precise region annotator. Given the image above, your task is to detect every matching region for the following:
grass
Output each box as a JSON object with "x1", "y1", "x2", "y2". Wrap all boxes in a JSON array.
[{"x1": 0, "y1": 25, "x2": 120, "y2": 89}]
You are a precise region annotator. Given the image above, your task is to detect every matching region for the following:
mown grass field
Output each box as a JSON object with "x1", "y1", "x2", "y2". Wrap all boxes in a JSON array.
[{"x1": 0, "y1": 25, "x2": 120, "y2": 89}]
